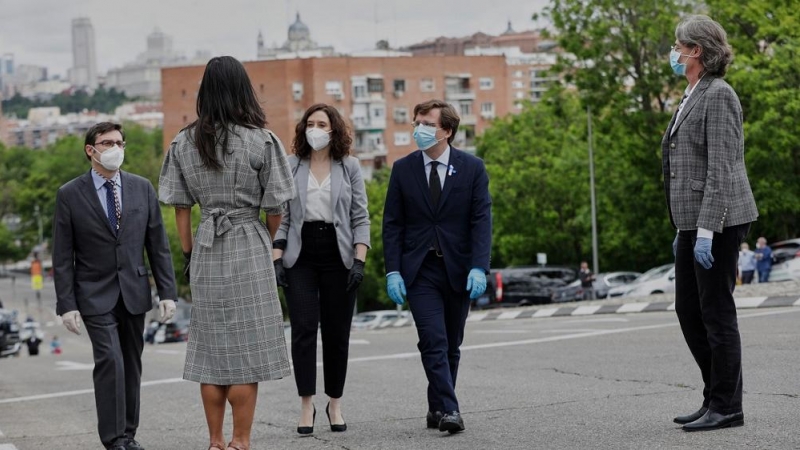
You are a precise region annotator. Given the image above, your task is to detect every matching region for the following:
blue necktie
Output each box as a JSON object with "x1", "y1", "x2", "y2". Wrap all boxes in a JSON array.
[{"x1": 104, "y1": 180, "x2": 119, "y2": 235}]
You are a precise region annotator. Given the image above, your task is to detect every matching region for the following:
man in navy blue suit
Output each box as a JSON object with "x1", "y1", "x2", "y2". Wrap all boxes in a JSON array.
[{"x1": 383, "y1": 99, "x2": 492, "y2": 434}]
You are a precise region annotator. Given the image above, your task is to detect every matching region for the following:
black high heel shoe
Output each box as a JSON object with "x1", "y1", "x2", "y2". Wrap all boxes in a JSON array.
[
  {"x1": 297, "y1": 405, "x2": 316, "y2": 435},
  {"x1": 326, "y1": 402, "x2": 347, "y2": 432}
]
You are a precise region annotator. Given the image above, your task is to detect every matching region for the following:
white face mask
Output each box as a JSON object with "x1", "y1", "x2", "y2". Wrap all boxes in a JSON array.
[
  {"x1": 92, "y1": 145, "x2": 125, "y2": 171},
  {"x1": 306, "y1": 128, "x2": 331, "y2": 151}
]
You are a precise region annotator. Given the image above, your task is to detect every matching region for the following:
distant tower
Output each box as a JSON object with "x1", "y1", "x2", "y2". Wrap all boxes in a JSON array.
[
  {"x1": 71, "y1": 17, "x2": 98, "y2": 90},
  {"x1": 257, "y1": 31, "x2": 264, "y2": 53},
  {"x1": 503, "y1": 19, "x2": 516, "y2": 35}
]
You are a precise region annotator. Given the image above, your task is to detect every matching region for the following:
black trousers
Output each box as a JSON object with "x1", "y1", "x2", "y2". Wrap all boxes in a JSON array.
[
  {"x1": 285, "y1": 222, "x2": 357, "y2": 398},
  {"x1": 675, "y1": 223, "x2": 750, "y2": 415},
  {"x1": 82, "y1": 297, "x2": 145, "y2": 448},
  {"x1": 406, "y1": 252, "x2": 471, "y2": 413}
]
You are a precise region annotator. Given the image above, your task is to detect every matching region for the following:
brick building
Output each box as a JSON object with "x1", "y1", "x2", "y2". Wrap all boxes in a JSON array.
[{"x1": 161, "y1": 55, "x2": 511, "y2": 174}]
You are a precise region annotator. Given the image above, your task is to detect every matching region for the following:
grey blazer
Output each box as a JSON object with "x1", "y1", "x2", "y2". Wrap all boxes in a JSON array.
[
  {"x1": 661, "y1": 76, "x2": 758, "y2": 233},
  {"x1": 275, "y1": 155, "x2": 370, "y2": 269},
  {"x1": 53, "y1": 170, "x2": 177, "y2": 316}
]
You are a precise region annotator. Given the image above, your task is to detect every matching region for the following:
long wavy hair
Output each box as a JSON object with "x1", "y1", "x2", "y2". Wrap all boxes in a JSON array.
[
  {"x1": 185, "y1": 56, "x2": 266, "y2": 170},
  {"x1": 292, "y1": 104, "x2": 352, "y2": 160}
]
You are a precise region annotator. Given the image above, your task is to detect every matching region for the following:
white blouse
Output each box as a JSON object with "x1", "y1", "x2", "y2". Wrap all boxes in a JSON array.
[{"x1": 305, "y1": 172, "x2": 333, "y2": 223}]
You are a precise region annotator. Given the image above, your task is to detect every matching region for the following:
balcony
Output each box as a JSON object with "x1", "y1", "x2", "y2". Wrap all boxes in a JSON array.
[
  {"x1": 460, "y1": 114, "x2": 477, "y2": 125},
  {"x1": 445, "y1": 88, "x2": 476, "y2": 101},
  {"x1": 352, "y1": 92, "x2": 386, "y2": 103},
  {"x1": 351, "y1": 116, "x2": 387, "y2": 131}
]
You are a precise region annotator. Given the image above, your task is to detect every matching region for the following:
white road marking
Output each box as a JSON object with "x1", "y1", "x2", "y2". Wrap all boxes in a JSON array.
[
  {"x1": 2, "y1": 308, "x2": 797, "y2": 405},
  {"x1": 793, "y1": 297, "x2": 800, "y2": 307},
  {"x1": 392, "y1": 318, "x2": 411, "y2": 327},
  {"x1": 532, "y1": 308, "x2": 558, "y2": 318},
  {"x1": 735, "y1": 297, "x2": 766, "y2": 308},
  {"x1": 540, "y1": 329, "x2": 603, "y2": 333},
  {"x1": 555, "y1": 317, "x2": 629, "y2": 324},
  {"x1": 473, "y1": 330, "x2": 530, "y2": 334},
  {"x1": 466, "y1": 313, "x2": 488, "y2": 322},
  {"x1": 571, "y1": 306, "x2": 602, "y2": 316},
  {"x1": 497, "y1": 310, "x2": 522, "y2": 320},
  {"x1": 152, "y1": 349, "x2": 183, "y2": 355},
  {"x1": 0, "y1": 428, "x2": 4, "y2": 436},
  {"x1": 0, "y1": 444, "x2": 19, "y2": 450},
  {"x1": 667, "y1": 302, "x2": 676, "y2": 311},
  {"x1": 55, "y1": 361, "x2": 94, "y2": 371},
  {"x1": 616, "y1": 303, "x2": 649, "y2": 313}
]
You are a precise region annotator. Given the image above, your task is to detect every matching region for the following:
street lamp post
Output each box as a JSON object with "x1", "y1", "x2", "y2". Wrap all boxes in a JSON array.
[
  {"x1": 34, "y1": 204, "x2": 43, "y2": 248},
  {"x1": 587, "y1": 106, "x2": 599, "y2": 275}
]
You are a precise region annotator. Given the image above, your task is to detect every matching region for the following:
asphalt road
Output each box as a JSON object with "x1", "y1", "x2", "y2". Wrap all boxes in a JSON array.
[{"x1": 1, "y1": 277, "x2": 799, "y2": 449}]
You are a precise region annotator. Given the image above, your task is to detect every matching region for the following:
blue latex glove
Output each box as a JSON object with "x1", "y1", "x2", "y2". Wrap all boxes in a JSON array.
[
  {"x1": 694, "y1": 237, "x2": 714, "y2": 269},
  {"x1": 466, "y1": 268, "x2": 487, "y2": 300},
  {"x1": 673, "y1": 234, "x2": 678, "y2": 258},
  {"x1": 386, "y1": 273, "x2": 407, "y2": 305}
]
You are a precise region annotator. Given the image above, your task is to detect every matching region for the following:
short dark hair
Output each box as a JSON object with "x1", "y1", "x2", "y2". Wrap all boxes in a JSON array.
[
  {"x1": 292, "y1": 104, "x2": 352, "y2": 160},
  {"x1": 412, "y1": 99, "x2": 460, "y2": 144},
  {"x1": 84, "y1": 122, "x2": 124, "y2": 161}
]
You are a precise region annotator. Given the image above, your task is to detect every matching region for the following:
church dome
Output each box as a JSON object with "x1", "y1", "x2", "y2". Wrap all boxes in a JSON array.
[{"x1": 288, "y1": 12, "x2": 310, "y2": 41}]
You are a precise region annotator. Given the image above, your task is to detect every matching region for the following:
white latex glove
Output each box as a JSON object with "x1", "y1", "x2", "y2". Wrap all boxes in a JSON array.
[
  {"x1": 159, "y1": 299, "x2": 177, "y2": 323},
  {"x1": 62, "y1": 310, "x2": 82, "y2": 335}
]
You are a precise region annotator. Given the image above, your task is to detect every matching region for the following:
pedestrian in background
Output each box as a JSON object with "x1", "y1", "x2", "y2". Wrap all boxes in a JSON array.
[
  {"x1": 738, "y1": 243, "x2": 756, "y2": 284},
  {"x1": 26, "y1": 334, "x2": 41, "y2": 356},
  {"x1": 662, "y1": 15, "x2": 758, "y2": 432},
  {"x1": 383, "y1": 99, "x2": 491, "y2": 434},
  {"x1": 159, "y1": 56, "x2": 295, "y2": 450},
  {"x1": 52, "y1": 121, "x2": 177, "y2": 450},
  {"x1": 754, "y1": 237, "x2": 773, "y2": 283},
  {"x1": 272, "y1": 103, "x2": 370, "y2": 435},
  {"x1": 49, "y1": 335, "x2": 61, "y2": 355},
  {"x1": 578, "y1": 261, "x2": 595, "y2": 300}
]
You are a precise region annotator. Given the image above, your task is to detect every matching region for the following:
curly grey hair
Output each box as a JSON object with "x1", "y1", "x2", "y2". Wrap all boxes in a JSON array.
[{"x1": 675, "y1": 15, "x2": 733, "y2": 77}]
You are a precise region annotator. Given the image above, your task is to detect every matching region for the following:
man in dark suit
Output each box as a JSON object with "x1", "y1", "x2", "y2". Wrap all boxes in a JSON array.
[
  {"x1": 663, "y1": 16, "x2": 758, "y2": 432},
  {"x1": 383, "y1": 99, "x2": 491, "y2": 434},
  {"x1": 53, "y1": 122, "x2": 177, "y2": 450}
]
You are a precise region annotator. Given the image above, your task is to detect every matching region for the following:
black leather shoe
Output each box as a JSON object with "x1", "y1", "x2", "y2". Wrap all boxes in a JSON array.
[
  {"x1": 673, "y1": 406, "x2": 708, "y2": 424},
  {"x1": 683, "y1": 410, "x2": 744, "y2": 432},
  {"x1": 426, "y1": 411, "x2": 443, "y2": 429},
  {"x1": 326, "y1": 402, "x2": 347, "y2": 432},
  {"x1": 125, "y1": 438, "x2": 145, "y2": 450},
  {"x1": 438, "y1": 411, "x2": 465, "y2": 434},
  {"x1": 297, "y1": 405, "x2": 316, "y2": 435}
]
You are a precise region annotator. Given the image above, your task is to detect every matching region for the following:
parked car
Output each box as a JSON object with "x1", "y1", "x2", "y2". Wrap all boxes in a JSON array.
[
  {"x1": 768, "y1": 238, "x2": 800, "y2": 282},
  {"x1": 19, "y1": 321, "x2": 45, "y2": 342},
  {"x1": 0, "y1": 309, "x2": 22, "y2": 358},
  {"x1": 552, "y1": 271, "x2": 642, "y2": 303},
  {"x1": 608, "y1": 264, "x2": 675, "y2": 297},
  {"x1": 154, "y1": 319, "x2": 190, "y2": 343},
  {"x1": 351, "y1": 310, "x2": 410, "y2": 330},
  {"x1": 610, "y1": 264, "x2": 675, "y2": 297},
  {"x1": 474, "y1": 266, "x2": 577, "y2": 309}
]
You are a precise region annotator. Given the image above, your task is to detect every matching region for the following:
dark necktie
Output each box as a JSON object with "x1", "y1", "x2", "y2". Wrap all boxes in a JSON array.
[
  {"x1": 429, "y1": 161, "x2": 442, "y2": 254},
  {"x1": 429, "y1": 161, "x2": 442, "y2": 208},
  {"x1": 104, "y1": 180, "x2": 120, "y2": 235}
]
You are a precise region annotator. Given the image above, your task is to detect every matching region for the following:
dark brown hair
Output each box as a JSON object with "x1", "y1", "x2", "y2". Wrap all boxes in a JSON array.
[
  {"x1": 292, "y1": 104, "x2": 352, "y2": 160},
  {"x1": 84, "y1": 122, "x2": 124, "y2": 161},
  {"x1": 413, "y1": 99, "x2": 460, "y2": 144},
  {"x1": 186, "y1": 56, "x2": 266, "y2": 171}
]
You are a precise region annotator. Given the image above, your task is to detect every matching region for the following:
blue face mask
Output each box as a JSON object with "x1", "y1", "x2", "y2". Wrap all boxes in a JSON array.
[
  {"x1": 413, "y1": 124, "x2": 442, "y2": 151},
  {"x1": 669, "y1": 48, "x2": 696, "y2": 76}
]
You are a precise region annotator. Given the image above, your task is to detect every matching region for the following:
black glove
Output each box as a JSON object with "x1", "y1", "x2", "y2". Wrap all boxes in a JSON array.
[
  {"x1": 182, "y1": 251, "x2": 192, "y2": 284},
  {"x1": 346, "y1": 259, "x2": 365, "y2": 293},
  {"x1": 274, "y1": 257, "x2": 288, "y2": 288}
]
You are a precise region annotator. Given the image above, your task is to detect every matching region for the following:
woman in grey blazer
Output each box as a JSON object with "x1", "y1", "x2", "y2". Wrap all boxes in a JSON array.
[
  {"x1": 272, "y1": 104, "x2": 370, "y2": 434},
  {"x1": 663, "y1": 15, "x2": 758, "y2": 432}
]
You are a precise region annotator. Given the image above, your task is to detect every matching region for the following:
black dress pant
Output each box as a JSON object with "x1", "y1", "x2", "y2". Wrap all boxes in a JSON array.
[
  {"x1": 675, "y1": 223, "x2": 750, "y2": 415},
  {"x1": 285, "y1": 221, "x2": 357, "y2": 398},
  {"x1": 82, "y1": 296, "x2": 145, "y2": 448},
  {"x1": 406, "y1": 252, "x2": 471, "y2": 413}
]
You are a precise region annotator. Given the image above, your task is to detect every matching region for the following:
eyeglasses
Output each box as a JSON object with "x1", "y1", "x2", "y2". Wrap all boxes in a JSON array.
[
  {"x1": 94, "y1": 140, "x2": 126, "y2": 149},
  {"x1": 412, "y1": 121, "x2": 439, "y2": 128}
]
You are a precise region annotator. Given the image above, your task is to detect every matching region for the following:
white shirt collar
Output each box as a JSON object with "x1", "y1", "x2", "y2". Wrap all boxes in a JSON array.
[{"x1": 422, "y1": 145, "x2": 451, "y2": 167}]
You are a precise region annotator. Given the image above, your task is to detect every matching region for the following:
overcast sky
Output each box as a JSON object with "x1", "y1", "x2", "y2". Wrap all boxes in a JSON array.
[{"x1": 0, "y1": 0, "x2": 551, "y2": 77}]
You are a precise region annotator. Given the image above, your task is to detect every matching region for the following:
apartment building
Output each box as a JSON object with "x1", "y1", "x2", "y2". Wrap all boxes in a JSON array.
[{"x1": 161, "y1": 55, "x2": 510, "y2": 173}]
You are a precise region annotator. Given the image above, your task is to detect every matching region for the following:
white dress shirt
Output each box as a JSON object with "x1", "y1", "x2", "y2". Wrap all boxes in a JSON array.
[{"x1": 304, "y1": 172, "x2": 333, "y2": 223}]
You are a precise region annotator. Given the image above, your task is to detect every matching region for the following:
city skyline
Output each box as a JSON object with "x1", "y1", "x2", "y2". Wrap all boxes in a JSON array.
[{"x1": 0, "y1": 0, "x2": 549, "y2": 78}]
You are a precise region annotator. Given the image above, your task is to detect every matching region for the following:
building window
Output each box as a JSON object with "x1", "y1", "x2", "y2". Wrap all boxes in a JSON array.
[
  {"x1": 394, "y1": 132, "x2": 411, "y2": 146},
  {"x1": 512, "y1": 80, "x2": 525, "y2": 89},
  {"x1": 479, "y1": 77, "x2": 494, "y2": 90},
  {"x1": 420, "y1": 78, "x2": 435, "y2": 92},
  {"x1": 326, "y1": 81, "x2": 344, "y2": 97},
  {"x1": 393, "y1": 107, "x2": 409, "y2": 124},
  {"x1": 292, "y1": 82, "x2": 303, "y2": 101},
  {"x1": 481, "y1": 102, "x2": 495, "y2": 113},
  {"x1": 368, "y1": 78, "x2": 384, "y2": 93},
  {"x1": 515, "y1": 91, "x2": 525, "y2": 99},
  {"x1": 514, "y1": 70, "x2": 523, "y2": 78},
  {"x1": 459, "y1": 102, "x2": 473, "y2": 116},
  {"x1": 393, "y1": 79, "x2": 405, "y2": 93}
]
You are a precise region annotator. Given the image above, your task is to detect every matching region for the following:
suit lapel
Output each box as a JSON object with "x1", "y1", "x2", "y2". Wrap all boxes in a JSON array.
[
  {"x1": 116, "y1": 171, "x2": 130, "y2": 238},
  {"x1": 411, "y1": 151, "x2": 435, "y2": 213},
  {"x1": 671, "y1": 76, "x2": 714, "y2": 135},
  {"x1": 436, "y1": 148, "x2": 462, "y2": 211},
  {"x1": 296, "y1": 158, "x2": 309, "y2": 221},
  {"x1": 330, "y1": 160, "x2": 343, "y2": 212},
  {"x1": 78, "y1": 170, "x2": 117, "y2": 237}
]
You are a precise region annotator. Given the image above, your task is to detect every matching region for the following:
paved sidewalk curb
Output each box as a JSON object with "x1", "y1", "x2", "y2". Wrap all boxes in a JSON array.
[{"x1": 376, "y1": 296, "x2": 800, "y2": 329}]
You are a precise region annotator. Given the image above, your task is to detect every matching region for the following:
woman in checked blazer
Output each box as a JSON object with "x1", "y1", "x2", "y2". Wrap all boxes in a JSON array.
[
  {"x1": 272, "y1": 103, "x2": 370, "y2": 435},
  {"x1": 662, "y1": 15, "x2": 758, "y2": 432}
]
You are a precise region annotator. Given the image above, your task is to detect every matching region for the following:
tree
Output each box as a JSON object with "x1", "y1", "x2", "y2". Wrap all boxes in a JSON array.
[{"x1": 359, "y1": 168, "x2": 393, "y2": 310}]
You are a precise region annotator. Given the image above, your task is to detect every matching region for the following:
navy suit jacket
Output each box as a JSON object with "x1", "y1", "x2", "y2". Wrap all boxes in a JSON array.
[{"x1": 383, "y1": 147, "x2": 492, "y2": 292}]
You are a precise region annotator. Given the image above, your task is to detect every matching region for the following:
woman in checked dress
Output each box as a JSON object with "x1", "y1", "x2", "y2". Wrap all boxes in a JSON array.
[{"x1": 159, "y1": 56, "x2": 296, "y2": 450}]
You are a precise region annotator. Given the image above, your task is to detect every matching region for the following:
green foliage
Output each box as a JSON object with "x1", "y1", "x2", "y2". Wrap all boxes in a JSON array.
[
  {"x1": 359, "y1": 167, "x2": 394, "y2": 310},
  {"x1": 0, "y1": 221, "x2": 27, "y2": 263},
  {"x1": 1, "y1": 87, "x2": 132, "y2": 118}
]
